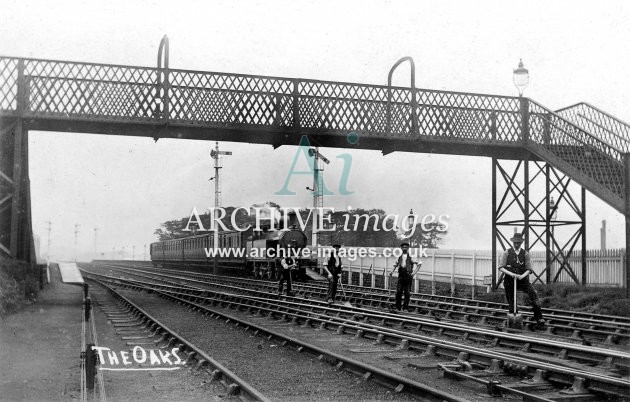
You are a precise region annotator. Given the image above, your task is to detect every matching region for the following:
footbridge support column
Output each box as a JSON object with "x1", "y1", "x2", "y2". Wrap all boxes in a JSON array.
[
  {"x1": 0, "y1": 120, "x2": 34, "y2": 262},
  {"x1": 0, "y1": 59, "x2": 35, "y2": 262},
  {"x1": 491, "y1": 159, "x2": 586, "y2": 289},
  {"x1": 624, "y1": 154, "x2": 630, "y2": 297}
]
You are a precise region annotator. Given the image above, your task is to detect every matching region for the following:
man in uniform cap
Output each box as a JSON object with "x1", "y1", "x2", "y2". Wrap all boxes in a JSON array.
[
  {"x1": 498, "y1": 232, "x2": 545, "y2": 327},
  {"x1": 323, "y1": 244, "x2": 343, "y2": 304},
  {"x1": 389, "y1": 242, "x2": 420, "y2": 312},
  {"x1": 278, "y1": 245, "x2": 296, "y2": 297}
]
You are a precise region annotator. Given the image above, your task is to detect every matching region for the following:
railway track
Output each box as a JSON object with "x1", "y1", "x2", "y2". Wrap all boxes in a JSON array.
[
  {"x1": 81, "y1": 264, "x2": 630, "y2": 401},
  {"x1": 84, "y1": 275, "x2": 464, "y2": 401},
  {"x1": 87, "y1": 279, "x2": 270, "y2": 401},
  {"x1": 84, "y1": 263, "x2": 630, "y2": 372},
  {"x1": 91, "y1": 262, "x2": 630, "y2": 348}
]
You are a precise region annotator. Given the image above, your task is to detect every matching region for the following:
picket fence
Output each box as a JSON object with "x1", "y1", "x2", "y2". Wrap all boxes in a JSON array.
[{"x1": 313, "y1": 247, "x2": 626, "y2": 295}]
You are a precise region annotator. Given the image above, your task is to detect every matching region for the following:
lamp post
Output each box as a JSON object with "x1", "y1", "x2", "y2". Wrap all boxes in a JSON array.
[{"x1": 513, "y1": 59, "x2": 529, "y2": 97}]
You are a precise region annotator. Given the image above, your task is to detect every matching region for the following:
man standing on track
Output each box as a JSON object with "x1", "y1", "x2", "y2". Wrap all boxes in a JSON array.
[
  {"x1": 323, "y1": 244, "x2": 343, "y2": 304},
  {"x1": 498, "y1": 232, "x2": 546, "y2": 327},
  {"x1": 278, "y1": 246, "x2": 296, "y2": 297},
  {"x1": 391, "y1": 242, "x2": 419, "y2": 312}
]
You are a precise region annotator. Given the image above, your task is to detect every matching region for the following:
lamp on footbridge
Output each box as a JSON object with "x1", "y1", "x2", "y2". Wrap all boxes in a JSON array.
[{"x1": 513, "y1": 59, "x2": 529, "y2": 97}]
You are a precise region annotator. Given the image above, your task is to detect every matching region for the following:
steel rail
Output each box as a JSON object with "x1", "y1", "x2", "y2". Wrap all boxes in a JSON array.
[
  {"x1": 84, "y1": 275, "x2": 466, "y2": 401},
  {"x1": 86, "y1": 278, "x2": 270, "y2": 402},
  {"x1": 117, "y1": 263, "x2": 630, "y2": 345},
  {"x1": 103, "y1": 275, "x2": 630, "y2": 399},
  {"x1": 86, "y1": 264, "x2": 630, "y2": 347},
  {"x1": 125, "y1": 262, "x2": 630, "y2": 327},
  {"x1": 82, "y1": 271, "x2": 630, "y2": 399},
  {"x1": 171, "y1": 291, "x2": 630, "y2": 399},
  {"x1": 100, "y1": 263, "x2": 630, "y2": 328}
]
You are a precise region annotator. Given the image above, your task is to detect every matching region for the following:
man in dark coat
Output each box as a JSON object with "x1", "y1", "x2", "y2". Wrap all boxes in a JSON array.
[
  {"x1": 323, "y1": 244, "x2": 343, "y2": 304},
  {"x1": 390, "y1": 242, "x2": 420, "y2": 312},
  {"x1": 278, "y1": 247, "x2": 296, "y2": 297},
  {"x1": 498, "y1": 233, "x2": 545, "y2": 326}
]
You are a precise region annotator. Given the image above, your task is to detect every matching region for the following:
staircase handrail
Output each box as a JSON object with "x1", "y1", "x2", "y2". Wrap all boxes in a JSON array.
[{"x1": 555, "y1": 102, "x2": 630, "y2": 153}]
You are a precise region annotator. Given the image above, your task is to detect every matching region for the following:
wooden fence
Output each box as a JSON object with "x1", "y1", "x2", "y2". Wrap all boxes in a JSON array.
[{"x1": 313, "y1": 247, "x2": 626, "y2": 296}]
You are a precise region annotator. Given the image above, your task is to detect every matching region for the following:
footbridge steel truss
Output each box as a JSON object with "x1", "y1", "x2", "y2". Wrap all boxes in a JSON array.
[{"x1": 0, "y1": 39, "x2": 627, "y2": 290}]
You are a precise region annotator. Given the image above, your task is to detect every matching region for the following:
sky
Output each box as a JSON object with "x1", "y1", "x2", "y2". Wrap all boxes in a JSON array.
[{"x1": 0, "y1": 0, "x2": 628, "y2": 261}]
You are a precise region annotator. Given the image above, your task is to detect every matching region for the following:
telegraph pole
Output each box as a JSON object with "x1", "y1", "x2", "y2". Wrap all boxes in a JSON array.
[
  {"x1": 74, "y1": 224, "x2": 80, "y2": 262},
  {"x1": 132, "y1": 245, "x2": 135, "y2": 261},
  {"x1": 45, "y1": 220, "x2": 52, "y2": 266},
  {"x1": 306, "y1": 148, "x2": 330, "y2": 247},
  {"x1": 144, "y1": 244, "x2": 147, "y2": 261},
  {"x1": 93, "y1": 227, "x2": 99, "y2": 260},
  {"x1": 209, "y1": 142, "x2": 232, "y2": 274}
]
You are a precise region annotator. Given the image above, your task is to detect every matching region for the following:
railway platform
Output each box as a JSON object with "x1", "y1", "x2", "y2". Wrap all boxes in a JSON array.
[{"x1": 0, "y1": 263, "x2": 84, "y2": 400}]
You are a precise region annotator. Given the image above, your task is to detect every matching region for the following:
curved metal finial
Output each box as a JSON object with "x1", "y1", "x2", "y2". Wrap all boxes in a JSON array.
[
  {"x1": 386, "y1": 57, "x2": 418, "y2": 136},
  {"x1": 157, "y1": 35, "x2": 169, "y2": 71},
  {"x1": 156, "y1": 35, "x2": 170, "y2": 121},
  {"x1": 388, "y1": 56, "x2": 416, "y2": 91}
]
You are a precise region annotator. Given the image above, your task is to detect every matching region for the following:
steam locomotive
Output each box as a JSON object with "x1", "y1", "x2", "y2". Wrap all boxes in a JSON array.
[{"x1": 150, "y1": 213, "x2": 311, "y2": 280}]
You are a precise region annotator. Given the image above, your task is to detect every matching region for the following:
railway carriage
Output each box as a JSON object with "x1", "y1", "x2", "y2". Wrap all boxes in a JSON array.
[{"x1": 150, "y1": 221, "x2": 311, "y2": 280}]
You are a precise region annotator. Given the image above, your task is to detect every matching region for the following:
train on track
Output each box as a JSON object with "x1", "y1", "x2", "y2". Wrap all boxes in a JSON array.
[{"x1": 150, "y1": 213, "x2": 313, "y2": 280}]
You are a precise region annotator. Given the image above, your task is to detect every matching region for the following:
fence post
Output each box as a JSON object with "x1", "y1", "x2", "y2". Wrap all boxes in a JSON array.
[
  {"x1": 431, "y1": 251, "x2": 436, "y2": 295},
  {"x1": 414, "y1": 272, "x2": 419, "y2": 294},
  {"x1": 450, "y1": 251, "x2": 455, "y2": 296},
  {"x1": 385, "y1": 256, "x2": 389, "y2": 290},
  {"x1": 348, "y1": 263, "x2": 352, "y2": 285},
  {"x1": 371, "y1": 256, "x2": 376, "y2": 288},
  {"x1": 622, "y1": 251, "x2": 626, "y2": 289},
  {"x1": 471, "y1": 251, "x2": 476, "y2": 300},
  {"x1": 359, "y1": 256, "x2": 363, "y2": 287}
]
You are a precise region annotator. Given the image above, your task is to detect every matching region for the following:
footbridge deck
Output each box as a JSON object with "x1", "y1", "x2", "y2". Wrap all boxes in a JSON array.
[{"x1": 0, "y1": 52, "x2": 627, "y2": 269}]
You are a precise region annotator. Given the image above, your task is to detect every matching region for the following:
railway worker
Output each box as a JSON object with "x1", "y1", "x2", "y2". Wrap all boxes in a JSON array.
[
  {"x1": 278, "y1": 248, "x2": 296, "y2": 297},
  {"x1": 498, "y1": 233, "x2": 546, "y2": 327},
  {"x1": 391, "y1": 242, "x2": 419, "y2": 312},
  {"x1": 323, "y1": 244, "x2": 343, "y2": 304}
]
